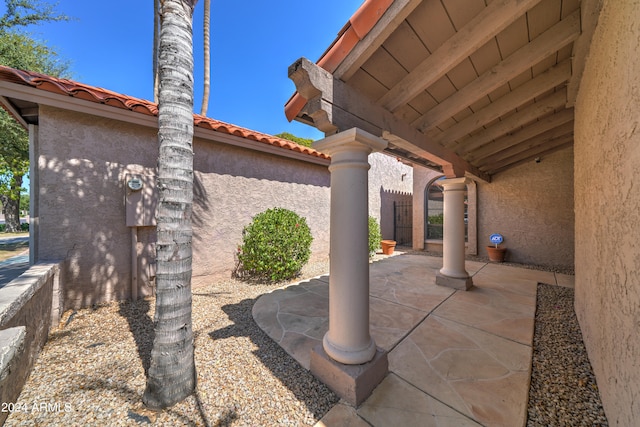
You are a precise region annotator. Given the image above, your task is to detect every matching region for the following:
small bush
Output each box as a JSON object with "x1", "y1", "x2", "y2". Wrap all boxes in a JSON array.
[
  {"x1": 0, "y1": 222, "x2": 28, "y2": 233},
  {"x1": 237, "y1": 208, "x2": 313, "y2": 282},
  {"x1": 368, "y1": 216, "x2": 381, "y2": 257}
]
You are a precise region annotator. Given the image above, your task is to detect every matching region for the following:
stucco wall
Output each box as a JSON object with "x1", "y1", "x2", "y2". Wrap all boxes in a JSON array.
[
  {"x1": 477, "y1": 147, "x2": 574, "y2": 267},
  {"x1": 36, "y1": 106, "x2": 330, "y2": 308},
  {"x1": 191, "y1": 137, "x2": 330, "y2": 285},
  {"x1": 573, "y1": 1, "x2": 640, "y2": 424},
  {"x1": 368, "y1": 153, "x2": 413, "y2": 241}
]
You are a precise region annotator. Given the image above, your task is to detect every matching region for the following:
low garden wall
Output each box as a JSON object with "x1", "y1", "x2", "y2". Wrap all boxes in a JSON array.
[{"x1": 0, "y1": 262, "x2": 62, "y2": 424}]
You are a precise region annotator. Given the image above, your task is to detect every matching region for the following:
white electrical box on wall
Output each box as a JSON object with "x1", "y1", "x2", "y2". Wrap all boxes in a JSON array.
[{"x1": 125, "y1": 173, "x2": 157, "y2": 227}]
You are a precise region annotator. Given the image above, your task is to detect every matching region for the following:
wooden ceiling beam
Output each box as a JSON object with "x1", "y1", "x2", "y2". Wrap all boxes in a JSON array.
[
  {"x1": 434, "y1": 60, "x2": 571, "y2": 147},
  {"x1": 468, "y1": 107, "x2": 574, "y2": 162},
  {"x1": 457, "y1": 89, "x2": 568, "y2": 155},
  {"x1": 288, "y1": 57, "x2": 491, "y2": 182},
  {"x1": 377, "y1": 0, "x2": 544, "y2": 113},
  {"x1": 486, "y1": 138, "x2": 574, "y2": 175},
  {"x1": 414, "y1": 9, "x2": 581, "y2": 132},
  {"x1": 334, "y1": 0, "x2": 423, "y2": 81},
  {"x1": 476, "y1": 120, "x2": 574, "y2": 167}
]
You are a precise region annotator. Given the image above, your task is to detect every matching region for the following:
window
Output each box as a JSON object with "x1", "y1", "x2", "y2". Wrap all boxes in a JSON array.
[{"x1": 425, "y1": 177, "x2": 444, "y2": 240}]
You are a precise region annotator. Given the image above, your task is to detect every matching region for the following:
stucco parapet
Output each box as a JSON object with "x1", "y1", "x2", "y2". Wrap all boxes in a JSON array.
[{"x1": 0, "y1": 261, "x2": 61, "y2": 326}]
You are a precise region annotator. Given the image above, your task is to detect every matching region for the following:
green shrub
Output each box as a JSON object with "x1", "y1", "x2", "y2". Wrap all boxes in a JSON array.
[
  {"x1": 0, "y1": 223, "x2": 29, "y2": 233},
  {"x1": 237, "y1": 208, "x2": 313, "y2": 282},
  {"x1": 368, "y1": 216, "x2": 381, "y2": 257}
]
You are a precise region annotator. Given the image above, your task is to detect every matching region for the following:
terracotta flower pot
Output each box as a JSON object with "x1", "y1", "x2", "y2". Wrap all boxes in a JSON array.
[
  {"x1": 486, "y1": 246, "x2": 507, "y2": 262},
  {"x1": 381, "y1": 240, "x2": 397, "y2": 255}
]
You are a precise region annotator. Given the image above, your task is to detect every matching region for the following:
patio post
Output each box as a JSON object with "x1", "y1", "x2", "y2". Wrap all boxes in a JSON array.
[
  {"x1": 436, "y1": 177, "x2": 473, "y2": 290},
  {"x1": 313, "y1": 128, "x2": 387, "y2": 365}
]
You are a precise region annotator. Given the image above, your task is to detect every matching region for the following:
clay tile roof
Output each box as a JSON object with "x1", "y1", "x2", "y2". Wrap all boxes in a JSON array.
[
  {"x1": 0, "y1": 65, "x2": 329, "y2": 160},
  {"x1": 285, "y1": 0, "x2": 393, "y2": 122}
]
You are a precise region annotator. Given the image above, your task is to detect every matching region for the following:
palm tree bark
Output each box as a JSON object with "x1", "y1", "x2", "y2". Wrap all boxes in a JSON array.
[{"x1": 143, "y1": 0, "x2": 197, "y2": 409}]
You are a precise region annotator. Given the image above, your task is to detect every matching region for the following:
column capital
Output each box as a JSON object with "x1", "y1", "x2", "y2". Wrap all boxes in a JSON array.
[
  {"x1": 439, "y1": 177, "x2": 472, "y2": 190},
  {"x1": 313, "y1": 128, "x2": 387, "y2": 157}
]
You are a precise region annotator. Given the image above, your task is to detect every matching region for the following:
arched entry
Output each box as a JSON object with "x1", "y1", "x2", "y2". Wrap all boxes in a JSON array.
[
  {"x1": 424, "y1": 176, "x2": 475, "y2": 253},
  {"x1": 425, "y1": 176, "x2": 445, "y2": 241}
]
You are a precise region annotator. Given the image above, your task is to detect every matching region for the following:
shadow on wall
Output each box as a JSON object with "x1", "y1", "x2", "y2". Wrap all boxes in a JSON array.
[
  {"x1": 379, "y1": 187, "x2": 412, "y2": 243},
  {"x1": 189, "y1": 141, "x2": 331, "y2": 284},
  {"x1": 39, "y1": 156, "x2": 155, "y2": 308}
]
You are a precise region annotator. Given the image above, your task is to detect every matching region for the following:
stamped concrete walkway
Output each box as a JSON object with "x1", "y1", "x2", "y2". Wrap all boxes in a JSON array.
[{"x1": 252, "y1": 252, "x2": 575, "y2": 427}]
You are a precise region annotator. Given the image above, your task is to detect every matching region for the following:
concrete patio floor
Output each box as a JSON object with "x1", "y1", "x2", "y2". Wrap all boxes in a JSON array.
[{"x1": 252, "y1": 251, "x2": 575, "y2": 427}]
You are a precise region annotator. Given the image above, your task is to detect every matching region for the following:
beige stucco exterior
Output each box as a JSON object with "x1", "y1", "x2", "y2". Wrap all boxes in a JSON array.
[
  {"x1": 34, "y1": 106, "x2": 331, "y2": 308},
  {"x1": 573, "y1": 0, "x2": 640, "y2": 424},
  {"x1": 368, "y1": 153, "x2": 413, "y2": 241},
  {"x1": 32, "y1": 107, "x2": 413, "y2": 310},
  {"x1": 413, "y1": 147, "x2": 574, "y2": 267},
  {"x1": 477, "y1": 147, "x2": 575, "y2": 267}
]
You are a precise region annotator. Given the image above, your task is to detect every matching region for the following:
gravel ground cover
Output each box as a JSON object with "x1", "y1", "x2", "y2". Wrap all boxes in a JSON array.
[
  {"x1": 6, "y1": 253, "x2": 605, "y2": 426},
  {"x1": 527, "y1": 283, "x2": 608, "y2": 426},
  {"x1": 5, "y1": 260, "x2": 337, "y2": 426}
]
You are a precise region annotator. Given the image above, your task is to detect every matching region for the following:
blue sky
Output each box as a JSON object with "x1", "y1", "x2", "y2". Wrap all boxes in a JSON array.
[{"x1": 8, "y1": 0, "x2": 363, "y2": 141}]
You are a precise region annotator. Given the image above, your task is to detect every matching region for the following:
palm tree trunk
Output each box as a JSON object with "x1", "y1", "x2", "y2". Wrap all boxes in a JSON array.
[
  {"x1": 1, "y1": 174, "x2": 22, "y2": 233},
  {"x1": 143, "y1": 0, "x2": 197, "y2": 409}
]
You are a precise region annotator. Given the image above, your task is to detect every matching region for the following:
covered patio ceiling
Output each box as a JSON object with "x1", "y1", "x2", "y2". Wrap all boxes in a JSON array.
[{"x1": 285, "y1": 0, "x2": 600, "y2": 182}]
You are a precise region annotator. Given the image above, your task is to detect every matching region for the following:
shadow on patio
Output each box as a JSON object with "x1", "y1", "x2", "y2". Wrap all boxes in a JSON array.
[{"x1": 252, "y1": 252, "x2": 575, "y2": 426}]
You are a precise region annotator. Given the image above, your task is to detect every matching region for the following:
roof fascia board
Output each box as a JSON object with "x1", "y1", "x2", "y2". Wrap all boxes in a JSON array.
[
  {"x1": 0, "y1": 80, "x2": 158, "y2": 129},
  {"x1": 0, "y1": 80, "x2": 329, "y2": 167}
]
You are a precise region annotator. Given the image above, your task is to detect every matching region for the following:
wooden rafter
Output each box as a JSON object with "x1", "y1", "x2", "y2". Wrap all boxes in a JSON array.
[
  {"x1": 334, "y1": 0, "x2": 423, "y2": 81},
  {"x1": 467, "y1": 108, "x2": 574, "y2": 162},
  {"x1": 480, "y1": 128, "x2": 574, "y2": 171},
  {"x1": 485, "y1": 137, "x2": 573, "y2": 175},
  {"x1": 434, "y1": 60, "x2": 571, "y2": 148},
  {"x1": 288, "y1": 57, "x2": 491, "y2": 182},
  {"x1": 457, "y1": 89, "x2": 568, "y2": 155},
  {"x1": 413, "y1": 9, "x2": 580, "y2": 132},
  {"x1": 377, "y1": 0, "x2": 544, "y2": 112}
]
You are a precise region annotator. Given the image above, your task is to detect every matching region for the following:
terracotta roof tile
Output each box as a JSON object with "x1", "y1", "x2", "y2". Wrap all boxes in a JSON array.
[
  {"x1": 285, "y1": 0, "x2": 394, "y2": 122},
  {"x1": 0, "y1": 65, "x2": 328, "y2": 161}
]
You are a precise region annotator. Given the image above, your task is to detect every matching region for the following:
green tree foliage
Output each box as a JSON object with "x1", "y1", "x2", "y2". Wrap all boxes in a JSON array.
[
  {"x1": 275, "y1": 132, "x2": 314, "y2": 148},
  {"x1": 0, "y1": 1, "x2": 69, "y2": 231},
  {"x1": 0, "y1": 0, "x2": 68, "y2": 30},
  {"x1": 237, "y1": 208, "x2": 313, "y2": 282}
]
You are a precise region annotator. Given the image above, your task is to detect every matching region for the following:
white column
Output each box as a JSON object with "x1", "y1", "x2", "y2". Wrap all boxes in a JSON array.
[
  {"x1": 436, "y1": 177, "x2": 473, "y2": 290},
  {"x1": 313, "y1": 128, "x2": 387, "y2": 365}
]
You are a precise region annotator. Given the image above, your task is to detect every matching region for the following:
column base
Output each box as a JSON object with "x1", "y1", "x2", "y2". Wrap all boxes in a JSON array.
[
  {"x1": 323, "y1": 333, "x2": 377, "y2": 365},
  {"x1": 436, "y1": 271, "x2": 473, "y2": 291},
  {"x1": 310, "y1": 344, "x2": 388, "y2": 407}
]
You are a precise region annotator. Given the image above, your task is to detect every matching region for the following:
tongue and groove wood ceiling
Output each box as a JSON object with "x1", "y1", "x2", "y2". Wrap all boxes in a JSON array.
[{"x1": 287, "y1": 0, "x2": 592, "y2": 182}]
